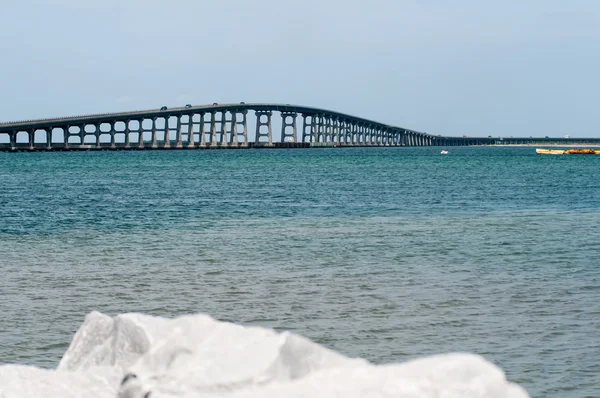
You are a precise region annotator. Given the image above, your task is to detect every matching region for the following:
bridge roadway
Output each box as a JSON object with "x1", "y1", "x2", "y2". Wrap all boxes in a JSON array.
[{"x1": 1, "y1": 103, "x2": 599, "y2": 151}]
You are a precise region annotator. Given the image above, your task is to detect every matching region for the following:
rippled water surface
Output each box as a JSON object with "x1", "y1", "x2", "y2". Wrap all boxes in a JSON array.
[{"x1": 1, "y1": 147, "x2": 599, "y2": 397}]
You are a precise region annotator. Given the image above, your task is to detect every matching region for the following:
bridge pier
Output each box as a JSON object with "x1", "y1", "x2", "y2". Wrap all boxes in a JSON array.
[
  {"x1": 281, "y1": 111, "x2": 297, "y2": 143},
  {"x1": 185, "y1": 114, "x2": 195, "y2": 148},
  {"x1": 301, "y1": 115, "x2": 313, "y2": 143},
  {"x1": 175, "y1": 116, "x2": 183, "y2": 148},
  {"x1": 138, "y1": 119, "x2": 145, "y2": 149},
  {"x1": 255, "y1": 110, "x2": 273, "y2": 146},
  {"x1": 315, "y1": 114, "x2": 323, "y2": 143},
  {"x1": 124, "y1": 120, "x2": 131, "y2": 148},
  {"x1": 351, "y1": 124, "x2": 358, "y2": 145},
  {"x1": 9, "y1": 130, "x2": 15, "y2": 150},
  {"x1": 44, "y1": 128, "x2": 51, "y2": 150},
  {"x1": 209, "y1": 112, "x2": 218, "y2": 146},
  {"x1": 227, "y1": 112, "x2": 238, "y2": 146},
  {"x1": 109, "y1": 122, "x2": 116, "y2": 149},
  {"x1": 333, "y1": 118, "x2": 340, "y2": 144},
  {"x1": 323, "y1": 115, "x2": 330, "y2": 143},
  {"x1": 60, "y1": 126, "x2": 68, "y2": 149},
  {"x1": 237, "y1": 110, "x2": 249, "y2": 146},
  {"x1": 218, "y1": 111, "x2": 228, "y2": 146},
  {"x1": 339, "y1": 121, "x2": 347, "y2": 145},
  {"x1": 196, "y1": 113, "x2": 206, "y2": 148},
  {"x1": 150, "y1": 118, "x2": 158, "y2": 149},
  {"x1": 163, "y1": 117, "x2": 171, "y2": 148}
]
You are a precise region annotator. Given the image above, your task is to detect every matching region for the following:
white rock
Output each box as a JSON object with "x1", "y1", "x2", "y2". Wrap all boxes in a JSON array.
[
  {"x1": 0, "y1": 312, "x2": 530, "y2": 398},
  {"x1": 0, "y1": 364, "x2": 121, "y2": 398}
]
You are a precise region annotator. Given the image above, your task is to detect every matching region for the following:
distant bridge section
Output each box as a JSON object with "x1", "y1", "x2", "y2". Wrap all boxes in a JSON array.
[{"x1": 0, "y1": 103, "x2": 599, "y2": 151}]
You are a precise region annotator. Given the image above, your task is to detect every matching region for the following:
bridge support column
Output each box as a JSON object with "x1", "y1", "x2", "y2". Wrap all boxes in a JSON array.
[
  {"x1": 228, "y1": 111, "x2": 238, "y2": 146},
  {"x1": 62, "y1": 126, "x2": 69, "y2": 150},
  {"x1": 339, "y1": 121, "x2": 347, "y2": 145},
  {"x1": 110, "y1": 122, "x2": 116, "y2": 149},
  {"x1": 255, "y1": 111, "x2": 272, "y2": 145},
  {"x1": 124, "y1": 120, "x2": 131, "y2": 148},
  {"x1": 313, "y1": 114, "x2": 322, "y2": 143},
  {"x1": 333, "y1": 118, "x2": 340, "y2": 144},
  {"x1": 151, "y1": 118, "x2": 158, "y2": 149},
  {"x1": 280, "y1": 112, "x2": 297, "y2": 143},
  {"x1": 201, "y1": 113, "x2": 208, "y2": 147},
  {"x1": 198, "y1": 113, "x2": 206, "y2": 148},
  {"x1": 186, "y1": 114, "x2": 196, "y2": 149},
  {"x1": 9, "y1": 130, "x2": 16, "y2": 150},
  {"x1": 209, "y1": 112, "x2": 218, "y2": 146},
  {"x1": 79, "y1": 124, "x2": 85, "y2": 146},
  {"x1": 197, "y1": 113, "x2": 206, "y2": 148},
  {"x1": 175, "y1": 116, "x2": 183, "y2": 148},
  {"x1": 301, "y1": 115, "x2": 313, "y2": 143},
  {"x1": 138, "y1": 119, "x2": 145, "y2": 149},
  {"x1": 163, "y1": 117, "x2": 171, "y2": 148},
  {"x1": 351, "y1": 124, "x2": 358, "y2": 145},
  {"x1": 325, "y1": 116, "x2": 333, "y2": 143},
  {"x1": 93, "y1": 124, "x2": 101, "y2": 148},
  {"x1": 219, "y1": 111, "x2": 228, "y2": 146},
  {"x1": 45, "y1": 128, "x2": 52, "y2": 150},
  {"x1": 238, "y1": 110, "x2": 248, "y2": 146}
]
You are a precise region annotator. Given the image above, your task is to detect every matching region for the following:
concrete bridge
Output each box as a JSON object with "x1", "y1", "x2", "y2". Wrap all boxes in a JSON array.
[{"x1": 1, "y1": 103, "x2": 599, "y2": 151}]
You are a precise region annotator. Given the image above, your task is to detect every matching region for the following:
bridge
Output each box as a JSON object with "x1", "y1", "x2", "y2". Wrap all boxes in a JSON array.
[{"x1": 1, "y1": 103, "x2": 599, "y2": 151}]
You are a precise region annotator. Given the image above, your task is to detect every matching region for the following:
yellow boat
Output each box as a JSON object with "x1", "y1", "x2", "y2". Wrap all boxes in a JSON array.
[
  {"x1": 565, "y1": 149, "x2": 596, "y2": 155},
  {"x1": 536, "y1": 148, "x2": 565, "y2": 155},
  {"x1": 536, "y1": 148, "x2": 600, "y2": 155}
]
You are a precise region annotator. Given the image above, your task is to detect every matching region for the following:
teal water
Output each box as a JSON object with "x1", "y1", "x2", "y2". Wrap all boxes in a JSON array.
[{"x1": 1, "y1": 147, "x2": 599, "y2": 397}]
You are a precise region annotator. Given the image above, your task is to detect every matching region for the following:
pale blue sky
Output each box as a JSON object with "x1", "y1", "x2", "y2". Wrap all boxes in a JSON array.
[{"x1": 1, "y1": 0, "x2": 599, "y2": 137}]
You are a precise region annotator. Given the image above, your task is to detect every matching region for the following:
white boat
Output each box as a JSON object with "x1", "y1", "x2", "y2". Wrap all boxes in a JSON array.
[{"x1": 440, "y1": 149, "x2": 448, "y2": 155}]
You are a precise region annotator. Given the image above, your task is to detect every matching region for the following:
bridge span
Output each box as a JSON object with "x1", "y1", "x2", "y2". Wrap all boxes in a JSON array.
[{"x1": 1, "y1": 103, "x2": 599, "y2": 151}]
